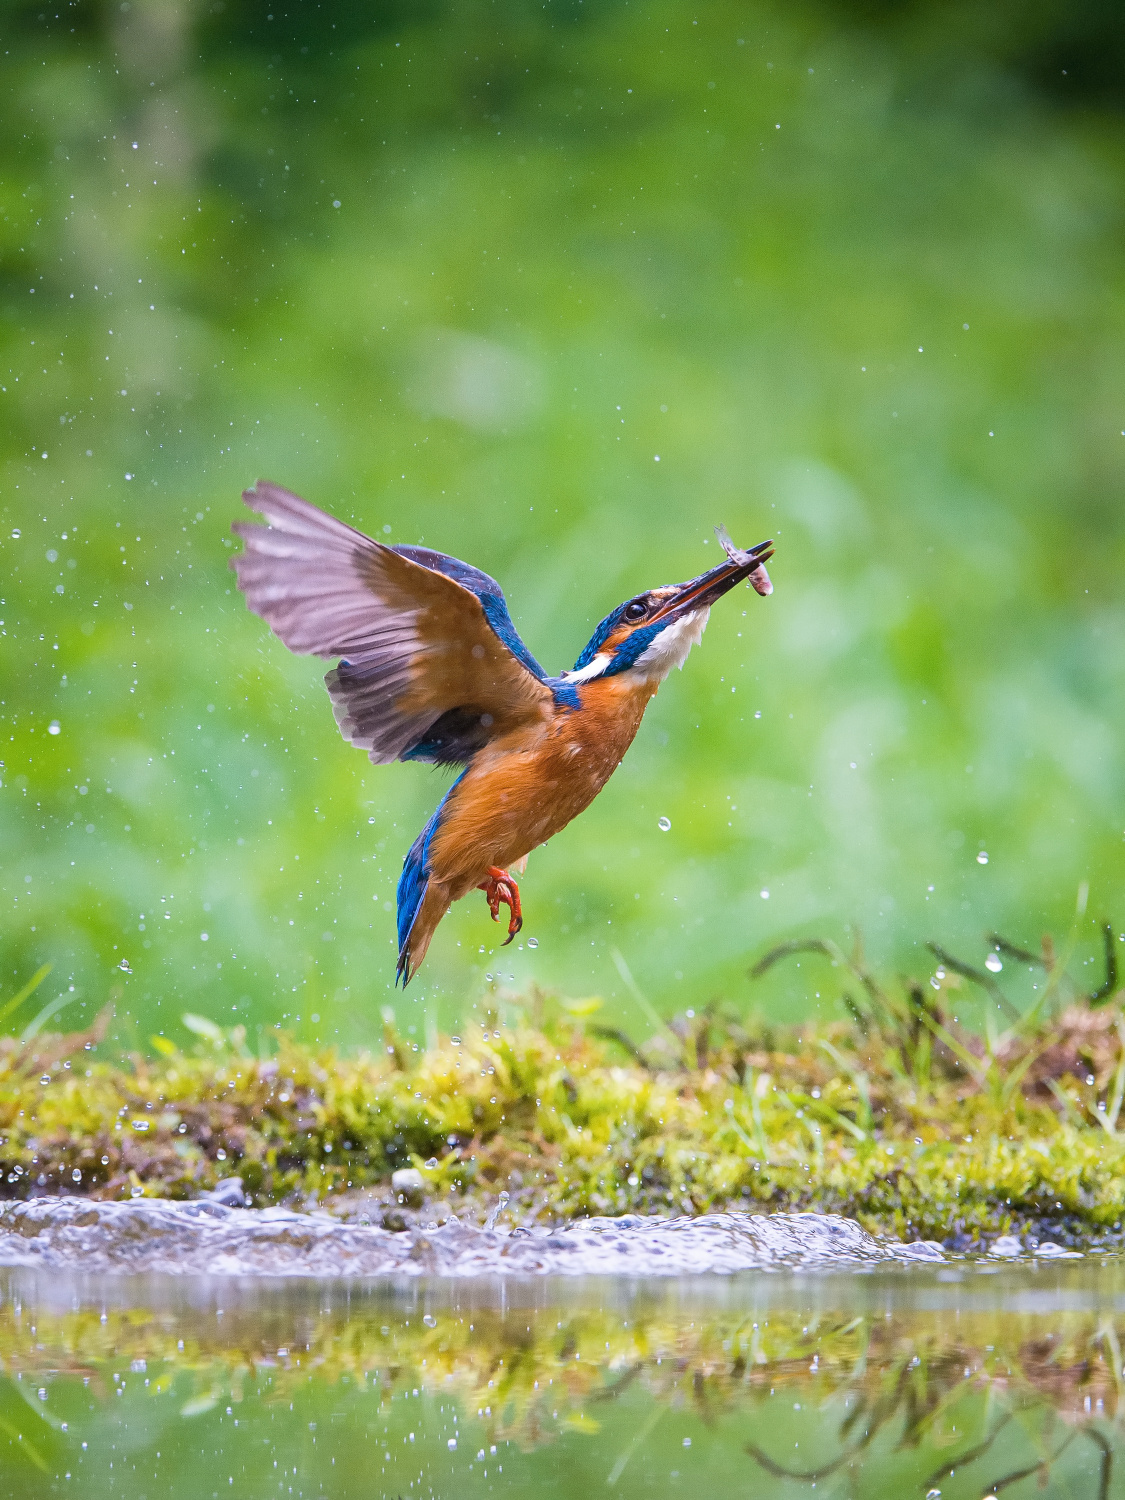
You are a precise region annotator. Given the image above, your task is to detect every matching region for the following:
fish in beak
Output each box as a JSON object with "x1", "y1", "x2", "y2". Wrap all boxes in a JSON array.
[{"x1": 648, "y1": 526, "x2": 774, "y2": 625}]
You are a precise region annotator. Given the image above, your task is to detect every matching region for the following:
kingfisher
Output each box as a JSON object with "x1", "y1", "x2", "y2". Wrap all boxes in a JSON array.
[{"x1": 232, "y1": 483, "x2": 774, "y2": 984}]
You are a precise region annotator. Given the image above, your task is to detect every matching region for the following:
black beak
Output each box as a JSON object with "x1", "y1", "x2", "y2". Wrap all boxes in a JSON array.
[{"x1": 649, "y1": 528, "x2": 774, "y2": 625}]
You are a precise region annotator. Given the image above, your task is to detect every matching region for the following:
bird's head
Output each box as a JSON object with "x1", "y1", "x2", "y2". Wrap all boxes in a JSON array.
[{"x1": 561, "y1": 527, "x2": 774, "y2": 686}]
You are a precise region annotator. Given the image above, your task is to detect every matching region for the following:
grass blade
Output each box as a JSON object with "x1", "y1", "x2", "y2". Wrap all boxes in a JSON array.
[{"x1": 0, "y1": 963, "x2": 52, "y2": 1029}]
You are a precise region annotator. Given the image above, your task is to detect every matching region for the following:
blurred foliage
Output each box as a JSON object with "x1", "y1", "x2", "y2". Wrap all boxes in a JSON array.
[
  {"x1": 5, "y1": 931, "x2": 1125, "y2": 1245},
  {"x1": 1, "y1": 0, "x2": 1124, "y2": 1050}
]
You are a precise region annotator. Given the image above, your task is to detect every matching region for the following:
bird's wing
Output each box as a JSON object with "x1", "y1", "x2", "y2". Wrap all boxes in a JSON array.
[{"x1": 232, "y1": 481, "x2": 554, "y2": 765}]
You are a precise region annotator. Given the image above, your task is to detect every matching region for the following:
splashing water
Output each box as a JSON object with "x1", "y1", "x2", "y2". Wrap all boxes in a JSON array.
[
  {"x1": 0, "y1": 1200, "x2": 945, "y2": 1278},
  {"x1": 483, "y1": 1191, "x2": 510, "y2": 1232}
]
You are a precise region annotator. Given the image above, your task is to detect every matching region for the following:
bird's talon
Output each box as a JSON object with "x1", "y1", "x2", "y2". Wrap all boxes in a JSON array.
[
  {"x1": 501, "y1": 913, "x2": 523, "y2": 947},
  {"x1": 478, "y1": 866, "x2": 523, "y2": 944}
]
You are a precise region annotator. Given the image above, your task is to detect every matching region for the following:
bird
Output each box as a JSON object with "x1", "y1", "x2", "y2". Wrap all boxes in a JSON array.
[{"x1": 231, "y1": 483, "x2": 774, "y2": 985}]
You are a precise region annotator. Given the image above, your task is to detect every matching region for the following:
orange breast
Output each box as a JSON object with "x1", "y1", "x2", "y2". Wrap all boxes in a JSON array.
[{"x1": 426, "y1": 675, "x2": 659, "y2": 899}]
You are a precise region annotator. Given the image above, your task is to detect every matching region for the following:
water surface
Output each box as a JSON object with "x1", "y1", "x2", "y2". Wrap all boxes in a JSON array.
[
  {"x1": 1, "y1": 1219, "x2": 1122, "y2": 1498},
  {"x1": 0, "y1": 1201, "x2": 944, "y2": 1277}
]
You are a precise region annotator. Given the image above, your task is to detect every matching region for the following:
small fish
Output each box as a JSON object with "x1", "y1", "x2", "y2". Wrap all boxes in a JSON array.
[{"x1": 714, "y1": 523, "x2": 774, "y2": 596}]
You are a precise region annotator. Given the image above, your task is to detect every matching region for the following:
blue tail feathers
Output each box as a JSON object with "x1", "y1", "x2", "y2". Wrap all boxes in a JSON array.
[
  {"x1": 395, "y1": 832, "x2": 429, "y2": 980},
  {"x1": 394, "y1": 771, "x2": 466, "y2": 986}
]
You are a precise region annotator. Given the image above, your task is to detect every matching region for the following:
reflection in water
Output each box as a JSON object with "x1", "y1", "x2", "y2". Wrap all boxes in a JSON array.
[{"x1": 0, "y1": 1262, "x2": 1123, "y2": 1497}]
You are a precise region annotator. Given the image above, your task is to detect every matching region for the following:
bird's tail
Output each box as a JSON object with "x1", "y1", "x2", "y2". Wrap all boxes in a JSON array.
[
  {"x1": 395, "y1": 772, "x2": 467, "y2": 985},
  {"x1": 396, "y1": 879, "x2": 452, "y2": 986}
]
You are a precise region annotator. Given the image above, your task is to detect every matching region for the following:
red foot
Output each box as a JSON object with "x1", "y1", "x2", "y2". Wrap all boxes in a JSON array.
[{"x1": 477, "y1": 866, "x2": 523, "y2": 946}]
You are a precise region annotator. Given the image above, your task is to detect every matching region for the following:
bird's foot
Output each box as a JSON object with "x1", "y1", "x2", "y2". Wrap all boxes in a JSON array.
[{"x1": 478, "y1": 866, "x2": 523, "y2": 946}]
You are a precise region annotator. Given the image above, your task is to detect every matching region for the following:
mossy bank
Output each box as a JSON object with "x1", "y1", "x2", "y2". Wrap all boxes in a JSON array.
[{"x1": 3, "y1": 932, "x2": 1125, "y2": 1250}]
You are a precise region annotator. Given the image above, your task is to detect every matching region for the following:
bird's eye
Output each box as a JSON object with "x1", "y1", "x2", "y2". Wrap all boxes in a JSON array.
[{"x1": 624, "y1": 599, "x2": 647, "y2": 621}]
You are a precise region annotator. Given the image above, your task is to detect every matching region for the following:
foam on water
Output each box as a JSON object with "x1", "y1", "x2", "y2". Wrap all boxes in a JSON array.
[{"x1": 0, "y1": 1199, "x2": 944, "y2": 1277}]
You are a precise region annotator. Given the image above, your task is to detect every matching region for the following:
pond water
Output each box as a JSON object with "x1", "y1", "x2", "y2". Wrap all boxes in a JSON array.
[{"x1": 1, "y1": 1209, "x2": 1122, "y2": 1498}]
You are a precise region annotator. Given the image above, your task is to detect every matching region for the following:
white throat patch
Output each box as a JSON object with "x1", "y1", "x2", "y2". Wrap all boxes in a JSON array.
[
  {"x1": 560, "y1": 652, "x2": 612, "y2": 684},
  {"x1": 631, "y1": 607, "x2": 711, "y2": 680}
]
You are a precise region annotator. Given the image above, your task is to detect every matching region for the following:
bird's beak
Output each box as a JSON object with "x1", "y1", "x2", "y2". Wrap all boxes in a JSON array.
[{"x1": 648, "y1": 527, "x2": 774, "y2": 624}]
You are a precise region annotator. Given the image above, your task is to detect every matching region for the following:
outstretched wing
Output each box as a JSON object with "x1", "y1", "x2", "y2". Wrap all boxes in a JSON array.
[{"x1": 232, "y1": 481, "x2": 554, "y2": 765}]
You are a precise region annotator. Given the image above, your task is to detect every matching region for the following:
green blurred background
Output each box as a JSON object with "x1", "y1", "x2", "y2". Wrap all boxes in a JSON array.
[{"x1": 2, "y1": 0, "x2": 1124, "y2": 1051}]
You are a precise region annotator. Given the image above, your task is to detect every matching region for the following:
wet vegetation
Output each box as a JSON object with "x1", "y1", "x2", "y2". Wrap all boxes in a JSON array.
[{"x1": 3, "y1": 927, "x2": 1125, "y2": 1249}]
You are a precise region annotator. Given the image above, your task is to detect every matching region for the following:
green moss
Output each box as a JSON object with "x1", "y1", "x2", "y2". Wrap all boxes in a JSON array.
[{"x1": 3, "y1": 934, "x2": 1125, "y2": 1246}]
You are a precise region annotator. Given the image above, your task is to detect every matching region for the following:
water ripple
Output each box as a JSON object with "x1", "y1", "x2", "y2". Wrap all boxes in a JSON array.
[{"x1": 0, "y1": 1200, "x2": 944, "y2": 1277}]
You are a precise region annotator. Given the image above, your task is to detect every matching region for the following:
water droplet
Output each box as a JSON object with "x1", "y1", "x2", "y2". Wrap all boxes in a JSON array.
[
  {"x1": 40, "y1": 1075, "x2": 51, "y2": 1086},
  {"x1": 48, "y1": 720, "x2": 60, "y2": 735},
  {"x1": 424, "y1": 1158, "x2": 438, "y2": 1170},
  {"x1": 200, "y1": 932, "x2": 209, "y2": 942},
  {"x1": 985, "y1": 953, "x2": 1002, "y2": 972},
  {"x1": 118, "y1": 959, "x2": 132, "y2": 973},
  {"x1": 72, "y1": 1168, "x2": 82, "y2": 1183},
  {"x1": 977, "y1": 851, "x2": 989, "y2": 865},
  {"x1": 658, "y1": 816, "x2": 671, "y2": 832},
  {"x1": 484, "y1": 973, "x2": 493, "y2": 982},
  {"x1": 527, "y1": 936, "x2": 539, "y2": 948},
  {"x1": 10, "y1": 528, "x2": 20, "y2": 539},
  {"x1": 760, "y1": 889, "x2": 770, "y2": 899},
  {"x1": 368, "y1": 816, "x2": 376, "y2": 824}
]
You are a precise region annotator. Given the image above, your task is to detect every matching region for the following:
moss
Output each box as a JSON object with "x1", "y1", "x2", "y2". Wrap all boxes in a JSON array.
[{"x1": 3, "y1": 932, "x2": 1125, "y2": 1247}]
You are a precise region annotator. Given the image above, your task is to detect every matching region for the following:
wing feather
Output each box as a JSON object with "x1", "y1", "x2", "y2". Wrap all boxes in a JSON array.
[{"x1": 232, "y1": 481, "x2": 553, "y2": 764}]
